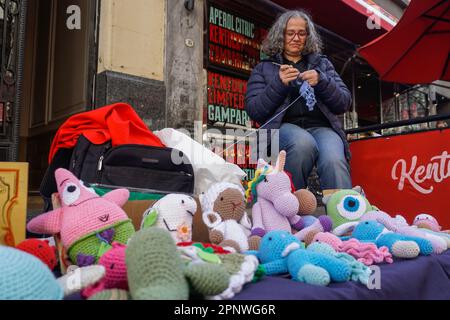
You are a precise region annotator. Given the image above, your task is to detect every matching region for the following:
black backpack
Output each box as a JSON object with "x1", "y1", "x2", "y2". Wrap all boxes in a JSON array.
[{"x1": 40, "y1": 134, "x2": 195, "y2": 210}]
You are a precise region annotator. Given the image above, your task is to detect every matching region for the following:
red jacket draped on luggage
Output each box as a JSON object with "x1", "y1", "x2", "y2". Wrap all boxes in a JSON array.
[{"x1": 49, "y1": 103, "x2": 164, "y2": 163}]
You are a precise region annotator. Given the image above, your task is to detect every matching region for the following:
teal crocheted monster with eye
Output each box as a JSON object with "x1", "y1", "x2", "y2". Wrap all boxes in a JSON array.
[{"x1": 322, "y1": 187, "x2": 378, "y2": 236}]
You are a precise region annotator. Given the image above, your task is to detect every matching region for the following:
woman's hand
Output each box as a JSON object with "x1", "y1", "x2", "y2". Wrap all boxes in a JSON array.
[
  {"x1": 300, "y1": 70, "x2": 320, "y2": 87},
  {"x1": 279, "y1": 65, "x2": 300, "y2": 86}
]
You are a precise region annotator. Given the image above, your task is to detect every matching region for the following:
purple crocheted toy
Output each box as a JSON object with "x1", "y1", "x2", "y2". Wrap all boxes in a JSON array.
[{"x1": 246, "y1": 151, "x2": 332, "y2": 249}]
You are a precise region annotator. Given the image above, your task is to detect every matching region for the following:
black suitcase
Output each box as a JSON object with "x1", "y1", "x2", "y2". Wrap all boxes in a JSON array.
[{"x1": 40, "y1": 134, "x2": 195, "y2": 203}]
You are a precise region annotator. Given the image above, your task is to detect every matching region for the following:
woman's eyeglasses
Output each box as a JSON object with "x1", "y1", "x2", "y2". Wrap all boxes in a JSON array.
[{"x1": 285, "y1": 30, "x2": 308, "y2": 42}]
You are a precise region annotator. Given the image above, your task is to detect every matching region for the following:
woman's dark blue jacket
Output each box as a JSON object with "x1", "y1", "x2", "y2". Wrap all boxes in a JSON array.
[{"x1": 244, "y1": 53, "x2": 352, "y2": 161}]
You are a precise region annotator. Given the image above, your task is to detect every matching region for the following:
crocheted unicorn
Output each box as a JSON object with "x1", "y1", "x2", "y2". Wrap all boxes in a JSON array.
[
  {"x1": 246, "y1": 151, "x2": 332, "y2": 249},
  {"x1": 27, "y1": 168, "x2": 135, "y2": 267}
]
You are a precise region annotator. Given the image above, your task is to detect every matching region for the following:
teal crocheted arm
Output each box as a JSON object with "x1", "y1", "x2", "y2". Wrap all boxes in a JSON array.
[{"x1": 260, "y1": 259, "x2": 288, "y2": 276}]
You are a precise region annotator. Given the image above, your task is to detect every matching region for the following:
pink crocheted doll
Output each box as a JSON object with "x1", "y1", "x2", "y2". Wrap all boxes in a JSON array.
[
  {"x1": 413, "y1": 214, "x2": 442, "y2": 232},
  {"x1": 81, "y1": 242, "x2": 128, "y2": 298},
  {"x1": 312, "y1": 232, "x2": 393, "y2": 266},
  {"x1": 27, "y1": 168, "x2": 135, "y2": 267}
]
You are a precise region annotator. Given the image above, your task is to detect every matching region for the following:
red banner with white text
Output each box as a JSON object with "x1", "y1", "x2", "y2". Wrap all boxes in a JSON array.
[{"x1": 350, "y1": 129, "x2": 450, "y2": 229}]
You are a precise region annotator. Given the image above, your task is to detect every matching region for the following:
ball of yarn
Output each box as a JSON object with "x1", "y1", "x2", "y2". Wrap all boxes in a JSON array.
[{"x1": 295, "y1": 189, "x2": 317, "y2": 215}]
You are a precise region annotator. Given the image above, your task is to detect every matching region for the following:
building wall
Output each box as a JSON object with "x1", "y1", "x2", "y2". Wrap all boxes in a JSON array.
[
  {"x1": 96, "y1": 0, "x2": 167, "y2": 129},
  {"x1": 97, "y1": 0, "x2": 165, "y2": 80}
]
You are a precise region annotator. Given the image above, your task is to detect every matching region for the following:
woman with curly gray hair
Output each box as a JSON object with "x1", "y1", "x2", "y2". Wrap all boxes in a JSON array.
[{"x1": 245, "y1": 10, "x2": 353, "y2": 192}]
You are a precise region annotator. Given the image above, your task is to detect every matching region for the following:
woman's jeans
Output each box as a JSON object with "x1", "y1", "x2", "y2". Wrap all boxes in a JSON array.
[{"x1": 279, "y1": 123, "x2": 352, "y2": 190}]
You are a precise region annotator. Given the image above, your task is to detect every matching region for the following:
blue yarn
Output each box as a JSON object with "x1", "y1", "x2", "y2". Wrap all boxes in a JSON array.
[{"x1": 296, "y1": 79, "x2": 317, "y2": 111}]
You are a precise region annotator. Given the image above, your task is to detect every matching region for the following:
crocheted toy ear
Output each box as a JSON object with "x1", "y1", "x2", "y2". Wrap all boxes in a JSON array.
[
  {"x1": 202, "y1": 211, "x2": 222, "y2": 229},
  {"x1": 141, "y1": 208, "x2": 159, "y2": 230}
]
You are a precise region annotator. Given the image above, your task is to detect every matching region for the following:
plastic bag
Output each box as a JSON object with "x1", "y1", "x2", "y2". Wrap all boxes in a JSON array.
[{"x1": 155, "y1": 128, "x2": 246, "y2": 194}]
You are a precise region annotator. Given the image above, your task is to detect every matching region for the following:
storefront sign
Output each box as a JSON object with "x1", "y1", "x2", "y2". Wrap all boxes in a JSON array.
[
  {"x1": 350, "y1": 129, "x2": 450, "y2": 229},
  {"x1": 207, "y1": 71, "x2": 251, "y2": 127},
  {"x1": 206, "y1": 3, "x2": 267, "y2": 74},
  {"x1": 205, "y1": 1, "x2": 268, "y2": 184}
]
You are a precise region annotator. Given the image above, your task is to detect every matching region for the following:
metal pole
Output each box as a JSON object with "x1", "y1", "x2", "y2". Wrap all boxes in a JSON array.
[{"x1": 11, "y1": 0, "x2": 28, "y2": 161}]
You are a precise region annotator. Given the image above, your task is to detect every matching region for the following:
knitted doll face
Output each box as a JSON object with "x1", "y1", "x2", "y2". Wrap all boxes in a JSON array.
[
  {"x1": 258, "y1": 230, "x2": 303, "y2": 263},
  {"x1": 325, "y1": 189, "x2": 373, "y2": 229},
  {"x1": 413, "y1": 214, "x2": 441, "y2": 232},
  {"x1": 213, "y1": 188, "x2": 246, "y2": 222},
  {"x1": 352, "y1": 221, "x2": 385, "y2": 241},
  {"x1": 143, "y1": 194, "x2": 197, "y2": 243},
  {"x1": 56, "y1": 169, "x2": 98, "y2": 207}
]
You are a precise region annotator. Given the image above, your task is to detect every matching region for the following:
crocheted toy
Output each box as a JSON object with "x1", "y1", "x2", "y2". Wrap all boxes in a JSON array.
[
  {"x1": 295, "y1": 189, "x2": 317, "y2": 214},
  {"x1": 361, "y1": 211, "x2": 447, "y2": 254},
  {"x1": 312, "y1": 232, "x2": 393, "y2": 266},
  {"x1": 177, "y1": 242, "x2": 232, "y2": 254},
  {"x1": 413, "y1": 214, "x2": 442, "y2": 232},
  {"x1": 0, "y1": 245, "x2": 105, "y2": 300},
  {"x1": 417, "y1": 229, "x2": 450, "y2": 248},
  {"x1": 27, "y1": 168, "x2": 135, "y2": 267},
  {"x1": 346, "y1": 220, "x2": 434, "y2": 259},
  {"x1": 126, "y1": 227, "x2": 230, "y2": 300},
  {"x1": 323, "y1": 186, "x2": 377, "y2": 236},
  {"x1": 247, "y1": 230, "x2": 351, "y2": 286},
  {"x1": 177, "y1": 243, "x2": 259, "y2": 300},
  {"x1": 200, "y1": 182, "x2": 251, "y2": 252},
  {"x1": 307, "y1": 242, "x2": 372, "y2": 285},
  {"x1": 246, "y1": 151, "x2": 332, "y2": 250},
  {"x1": 81, "y1": 242, "x2": 128, "y2": 299},
  {"x1": 0, "y1": 245, "x2": 64, "y2": 300},
  {"x1": 141, "y1": 193, "x2": 197, "y2": 243},
  {"x1": 16, "y1": 238, "x2": 58, "y2": 270}
]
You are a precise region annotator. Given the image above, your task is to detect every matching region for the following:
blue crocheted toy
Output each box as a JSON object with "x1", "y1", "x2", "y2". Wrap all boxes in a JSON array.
[
  {"x1": 307, "y1": 242, "x2": 371, "y2": 285},
  {"x1": 247, "y1": 230, "x2": 351, "y2": 286},
  {"x1": 344, "y1": 221, "x2": 434, "y2": 259},
  {"x1": 0, "y1": 245, "x2": 63, "y2": 300}
]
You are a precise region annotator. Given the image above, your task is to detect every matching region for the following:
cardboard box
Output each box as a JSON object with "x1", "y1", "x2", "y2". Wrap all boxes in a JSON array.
[{"x1": 0, "y1": 162, "x2": 28, "y2": 246}]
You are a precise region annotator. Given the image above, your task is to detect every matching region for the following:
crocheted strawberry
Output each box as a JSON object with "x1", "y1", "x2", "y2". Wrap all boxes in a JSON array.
[{"x1": 16, "y1": 239, "x2": 58, "y2": 270}]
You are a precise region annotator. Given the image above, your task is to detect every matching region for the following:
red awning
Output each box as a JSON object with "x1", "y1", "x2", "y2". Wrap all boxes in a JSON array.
[
  {"x1": 359, "y1": 0, "x2": 450, "y2": 84},
  {"x1": 270, "y1": 0, "x2": 395, "y2": 45}
]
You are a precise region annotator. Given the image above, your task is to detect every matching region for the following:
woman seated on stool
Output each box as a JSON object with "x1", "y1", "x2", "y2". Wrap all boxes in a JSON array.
[{"x1": 245, "y1": 10, "x2": 353, "y2": 191}]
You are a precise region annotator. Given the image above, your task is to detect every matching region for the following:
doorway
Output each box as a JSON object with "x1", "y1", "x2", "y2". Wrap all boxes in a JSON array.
[{"x1": 21, "y1": 0, "x2": 99, "y2": 193}]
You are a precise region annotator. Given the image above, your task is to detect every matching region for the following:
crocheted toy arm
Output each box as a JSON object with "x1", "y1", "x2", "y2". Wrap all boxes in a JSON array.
[
  {"x1": 289, "y1": 215, "x2": 304, "y2": 231},
  {"x1": 27, "y1": 208, "x2": 62, "y2": 235},
  {"x1": 102, "y1": 188, "x2": 130, "y2": 207},
  {"x1": 209, "y1": 229, "x2": 224, "y2": 245},
  {"x1": 260, "y1": 259, "x2": 288, "y2": 276},
  {"x1": 250, "y1": 202, "x2": 265, "y2": 234}
]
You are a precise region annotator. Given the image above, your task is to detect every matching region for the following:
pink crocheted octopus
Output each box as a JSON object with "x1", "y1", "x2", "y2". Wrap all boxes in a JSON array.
[
  {"x1": 312, "y1": 232, "x2": 393, "y2": 266},
  {"x1": 81, "y1": 242, "x2": 128, "y2": 298}
]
